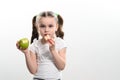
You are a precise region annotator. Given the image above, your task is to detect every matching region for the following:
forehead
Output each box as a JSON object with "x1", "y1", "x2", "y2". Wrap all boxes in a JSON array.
[{"x1": 39, "y1": 17, "x2": 56, "y2": 24}]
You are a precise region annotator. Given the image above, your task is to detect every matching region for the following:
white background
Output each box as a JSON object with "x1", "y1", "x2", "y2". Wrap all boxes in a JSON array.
[{"x1": 0, "y1": 0, "x2": 120, "y2": 80}]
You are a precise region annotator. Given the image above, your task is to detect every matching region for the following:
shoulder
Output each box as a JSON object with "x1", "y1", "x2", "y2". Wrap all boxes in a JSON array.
[
  {"x1": 30, "y1": 39, "x2": 39, "y2": 46},
  {"x1": 55, "y1": 37, "x2": 66, "y2": 44},
  {"x1": 29, "y1": 39, "x2": 40, "y2": 50},
  {"x1": 55, "y1": 37, "x2": 67, "y2": 50}
]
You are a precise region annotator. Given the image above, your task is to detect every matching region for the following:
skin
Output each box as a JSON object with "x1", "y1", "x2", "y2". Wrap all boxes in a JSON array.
[{"x1": 16, "y1": 16, "x2": 66, "y2": 74}]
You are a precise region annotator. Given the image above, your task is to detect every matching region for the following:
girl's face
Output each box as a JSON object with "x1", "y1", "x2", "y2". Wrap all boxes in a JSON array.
[{"x1": 37, "y1": 17, "x2": 58, "y2": 38}]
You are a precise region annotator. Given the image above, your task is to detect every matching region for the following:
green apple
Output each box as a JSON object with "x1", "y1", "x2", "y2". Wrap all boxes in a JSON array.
[{"x1": 19, "y1": 38, "x2": 29, "y2": 49}]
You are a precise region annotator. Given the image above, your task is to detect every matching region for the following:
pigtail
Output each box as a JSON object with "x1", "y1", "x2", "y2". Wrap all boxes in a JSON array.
[
  {"x1": 56, "y1": 14, "x2": 64, "y2": 39},
  {"x1": 30, "y1": 16, "x2": 39, "y2": 44}
]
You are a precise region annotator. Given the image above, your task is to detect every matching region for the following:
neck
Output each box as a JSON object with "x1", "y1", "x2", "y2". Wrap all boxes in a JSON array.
[{"x1": 41, "y1": 38, "x2": 47, "y2": 44}]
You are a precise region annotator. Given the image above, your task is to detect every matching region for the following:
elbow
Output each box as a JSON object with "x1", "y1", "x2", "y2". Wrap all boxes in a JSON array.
[
  {"x1": 30, "y1": 71, "x2": 37, "y2": 75},
  {"x1": 28, "y1": 65, "x2": 38, "y2": 75},
  {"x1": 58, "y1": 64, "x2": 66, "y2": 70},
  {"x1": 29, "y1": 69, "x2": 37, "y2": 75},
  {"x1": 58, "y1": 67, "x2": 65, "y2": 70}
]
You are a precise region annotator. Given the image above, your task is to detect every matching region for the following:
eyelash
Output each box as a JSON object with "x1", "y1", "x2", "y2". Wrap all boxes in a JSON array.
[
  {"x1": 39, "y1": 25, "x2": 53, "y2": 28},
  {"x1": 40, "y1": 25, "x2": 45, "y2": 28},
  {"x1": 49, "y1": 25, "x2": 53, "y2": 27}
]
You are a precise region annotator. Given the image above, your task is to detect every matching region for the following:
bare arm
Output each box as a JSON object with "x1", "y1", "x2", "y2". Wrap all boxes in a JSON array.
[
  {"x1": 16, "y1": 42, "x2": 38, "y2": 74},
  {"x1": 50, "y1": 48, "x2": 67, "y2": 70},
  {"x1": 24, "y1": 50, "x2": 38, "y2": 74},
  {"x1": 43, "y1": 35, "x2": 67, "y2": 70}
]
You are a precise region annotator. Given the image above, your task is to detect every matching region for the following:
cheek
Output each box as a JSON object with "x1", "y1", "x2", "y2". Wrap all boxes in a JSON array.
[
  {"x1": 51, "y1": 28, "x2": 56, "y2": 34},
  {"x1": 37, "y1": 28, "x2": 44, "y2": 36},
  {"x1": 40, "y1": 29, "x2": 44, "y2": 34},
  {"x1": 52, "y1": 27, "x2": 57, "y2": 31}
]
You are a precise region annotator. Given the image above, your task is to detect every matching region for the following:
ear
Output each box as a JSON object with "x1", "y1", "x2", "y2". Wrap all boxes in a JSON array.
[
  {"x1": 35, "y1": 23, "x2": 37, "y2": 28},
  {"x1": 55, "y1": 24, "x2": 58, "y2": 31},
  {"x1": 35, "y1": 23, "x2": 39, "y2": 31}
]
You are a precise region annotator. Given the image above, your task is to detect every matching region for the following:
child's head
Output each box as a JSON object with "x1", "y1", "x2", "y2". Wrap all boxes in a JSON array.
[{"x1": 31, "y1": 11, "x2": 64, "y2": 43}]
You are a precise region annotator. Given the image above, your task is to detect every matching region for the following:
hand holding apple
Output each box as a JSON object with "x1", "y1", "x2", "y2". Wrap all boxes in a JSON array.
[{"x1": 18, "y1": 38, "x2": 29, "y2": 50}]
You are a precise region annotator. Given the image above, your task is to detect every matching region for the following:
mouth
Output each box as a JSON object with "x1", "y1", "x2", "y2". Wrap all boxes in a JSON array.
[{"x1": 44, "y1": 34, "x2": 49, "y2": 36}]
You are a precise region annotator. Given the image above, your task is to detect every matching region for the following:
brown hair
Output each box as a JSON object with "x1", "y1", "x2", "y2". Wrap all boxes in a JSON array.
[
  {"x1": 31, "y1": 11, "x2": 64, "y2": 43},
  {"x1": 30, "y1": 15, "x2": 39, "y2": 44},
  {"x1": 56, "y1": 14, "x2": 64, "y2": 39}
]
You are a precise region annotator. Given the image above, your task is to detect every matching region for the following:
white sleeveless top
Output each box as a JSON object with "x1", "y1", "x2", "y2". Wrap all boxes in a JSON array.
[{"x1": 29, "y1": 37, "x2": 67, "y2": 80}]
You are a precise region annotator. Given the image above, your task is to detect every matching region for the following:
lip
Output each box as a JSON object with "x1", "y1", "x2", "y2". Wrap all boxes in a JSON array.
[{"x1": 44, "y1": 34, "x2": 49, "y2": 36}]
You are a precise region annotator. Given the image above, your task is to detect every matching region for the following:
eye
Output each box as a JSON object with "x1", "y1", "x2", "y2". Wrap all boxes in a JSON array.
[
  {"x1": 49, "y1": 24, "x2": 53, "y2": 28},
  {"x1": 40, "y1": 24, "x2": 45, "y2": 28}
]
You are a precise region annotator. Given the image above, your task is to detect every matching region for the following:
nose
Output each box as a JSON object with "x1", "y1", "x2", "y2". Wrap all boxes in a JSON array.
[{"x1": 45, "y1": 27, "x2": 49, "y2": 32}]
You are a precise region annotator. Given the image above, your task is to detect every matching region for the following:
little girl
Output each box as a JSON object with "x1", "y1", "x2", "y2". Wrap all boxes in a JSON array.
[{"x1": 16, "y1": 11, "x2": 67, "y2": 80}]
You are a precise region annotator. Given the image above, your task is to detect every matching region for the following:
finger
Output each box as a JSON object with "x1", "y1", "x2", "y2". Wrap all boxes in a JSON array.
[
  {"x1": 16, "y1": 41, "x2": 20, "y2": 49},
  {"x1": 48, "y1": 39, "x2": 55, "y2": 45}
]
